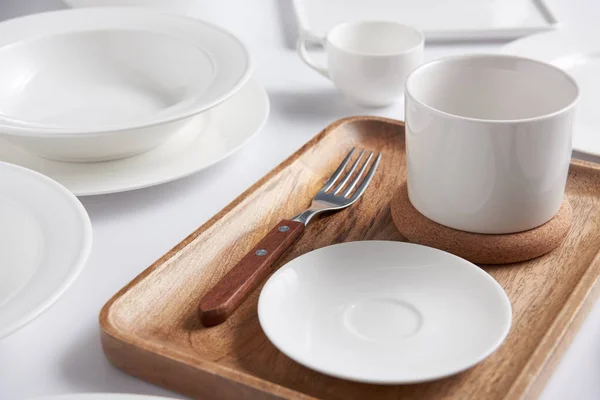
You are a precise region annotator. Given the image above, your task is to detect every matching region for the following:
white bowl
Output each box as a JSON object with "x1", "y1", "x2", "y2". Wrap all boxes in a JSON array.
[
  {"x1": 259, "y1": 241, "x2": 512, "y2": 384},
  {"x1": 0, "y1": 30, "x2": 213, "y2": 129},
  {"x1": 0, "y1": 8, "x2": 252, "y2": 162}
]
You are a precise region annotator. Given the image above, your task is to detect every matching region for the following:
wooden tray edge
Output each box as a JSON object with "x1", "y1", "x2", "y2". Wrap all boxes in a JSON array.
[
  {"x1": 507, "y1": 159, "x2": 600, "y2": 398},
  {"x1": 100, "y1": 327, "x2": 315, "y2": 400},
  {"x1": 508, "y1": 239, "x2": 600, "y2": 398},
  {"x1": 99, "y1": 116, "x2": 403, "y2": 399}
]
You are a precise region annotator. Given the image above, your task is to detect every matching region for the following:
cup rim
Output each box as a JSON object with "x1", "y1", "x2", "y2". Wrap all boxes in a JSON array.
[
  {"x1": 326, "y1": 20, "x2": 424, "y2": 57},
  {"x1": 405, "y1": 54, "x2": 580, "y2": 124}
]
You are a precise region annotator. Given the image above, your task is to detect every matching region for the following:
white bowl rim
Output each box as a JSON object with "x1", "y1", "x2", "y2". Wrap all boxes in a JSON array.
[{"x1": 0, "y1": 7, "x2": 253, "y2": 137}]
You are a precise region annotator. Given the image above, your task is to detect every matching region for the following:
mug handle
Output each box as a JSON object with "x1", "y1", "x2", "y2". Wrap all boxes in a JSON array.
[{"x1": 297, "y1": 32, "x2": 329, "y2": 79}]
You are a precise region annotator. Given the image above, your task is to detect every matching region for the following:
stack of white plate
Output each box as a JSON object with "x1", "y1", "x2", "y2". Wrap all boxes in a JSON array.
[{"x1": 0, "y1": 7, "x2": 270, "y2": 195}]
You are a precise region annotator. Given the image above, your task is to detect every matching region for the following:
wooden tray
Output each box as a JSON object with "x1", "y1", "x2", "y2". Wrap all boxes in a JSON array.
[{"x1": 100, "y1": 117, "x2": 600, "y2": 400}]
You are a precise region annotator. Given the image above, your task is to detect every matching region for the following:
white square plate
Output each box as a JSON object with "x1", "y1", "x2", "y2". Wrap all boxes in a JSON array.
[{"x1": 292, "y1": 0, "x2": 558, "y2": 43}]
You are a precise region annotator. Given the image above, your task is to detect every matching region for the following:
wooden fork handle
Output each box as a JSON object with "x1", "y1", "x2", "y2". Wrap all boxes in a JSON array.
[{"x1": 198, "y1": 219, "x2": 305, "y2": 327}]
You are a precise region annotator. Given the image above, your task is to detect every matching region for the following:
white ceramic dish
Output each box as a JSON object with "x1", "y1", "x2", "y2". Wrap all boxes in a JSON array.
[
  {"x1": 298, "y1": 21, "x2": 423, "y2": 107},
  {"x1": 292, "y1": 0, "x2": 558, "y2": 44},
  {"x1": 405, "y1": 54, "x2": 578, "y2": 234},
  {"x1": 0, "y1": 79, "x2": 269, "y2": 196},
  {"x1": 0, "y1": 7, "x2": 252, "y2": 161},
  {"x1": 258, "y1": 241, "x2": 512, "y2": 384},
  {"x1": 503, "y1": 26, "x2": 600, "y2": 158},
  {"x1": 0, "y1": 162, "x2": 92, "y2": 339}
]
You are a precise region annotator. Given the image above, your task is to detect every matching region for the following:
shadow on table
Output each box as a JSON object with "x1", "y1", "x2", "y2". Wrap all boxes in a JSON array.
[
  {"x1": 275, "y1": 0, "x2": 300, "y2": 50},
  {"x1": 573, "y1": 150, "x2": 600, "y2": 164},
  {"x1": 60, "y1": 328, "x2": 187, "y2": 398},
  {"x1": 268, "y1": 89, "x2": 400, "y2": 122},
  {"x1": 0, "y1": 0, "x2": 66, "y2": 22},
  {"x1": 78, "y1": 151, "x2": 242, "y2": 222}
]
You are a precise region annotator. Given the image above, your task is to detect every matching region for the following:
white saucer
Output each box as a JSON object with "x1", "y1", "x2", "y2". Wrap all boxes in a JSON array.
[
  {"x1": 258, "y1": 241, "x2": 512, "y2": 384},
  {"x1": 0, "y1": 162, "x2": 92, "y2": 339},
  {"x1": 0, "y1": 79, "x2": 269, "y2": 196},
  {"x1": 503, "y1": 26, "x2": 600, "y2": 157}
]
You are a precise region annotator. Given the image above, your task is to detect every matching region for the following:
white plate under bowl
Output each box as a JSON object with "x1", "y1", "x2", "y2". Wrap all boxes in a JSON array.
[
  {"x1": 0, "y1": 162, "x2": 92, "y2": 339},
  {"x1": 503, "y1": 26, "x2": 600, "y2": 158},
  {"x1": 258, "y1": 241, "x2": 512, "y2": 384},
  {"x1": 0, "y1": 79, "x2": 269, "y2": 196}
]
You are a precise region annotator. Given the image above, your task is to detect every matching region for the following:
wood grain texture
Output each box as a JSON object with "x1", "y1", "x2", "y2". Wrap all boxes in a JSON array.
[
  {"x1": 100, "y1": 117, "x2": 600, "y2": 400},
  {"x1": 198, "y1": 219, "x2": 305, "y2": 327},
  {"x1": 391, "y1": 182, "x2": 573, "y2": 264}
]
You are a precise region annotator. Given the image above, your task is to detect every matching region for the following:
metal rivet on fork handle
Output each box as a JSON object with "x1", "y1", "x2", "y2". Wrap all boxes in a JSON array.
[
  {"x1": 255, "y1": 249, "x2": 268, "y2": 256},
  {"x1": 278, "y1": 225, "x2": 290, "y2": 232}
]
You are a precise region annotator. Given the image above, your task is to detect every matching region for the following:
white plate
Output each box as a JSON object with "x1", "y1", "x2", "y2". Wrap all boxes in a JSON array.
[
  {"x1": 292, "y1": 0, "x2": 558, "y2": 43},
  {"x1": 503, "y1": 27, "x2": 600, "y2": 158},
  {"x1": 258, "y1": 241, "x2": 512, "y2": 384},
  {"x1": 0, "y1": 7, "x2": 252, "y2": 132},
  {"x1": 0, "y1": 79, "x2": 269, "y2": 196},
  {"x1": 0, "y1": 162, "x2": 92, "y2": 339}
]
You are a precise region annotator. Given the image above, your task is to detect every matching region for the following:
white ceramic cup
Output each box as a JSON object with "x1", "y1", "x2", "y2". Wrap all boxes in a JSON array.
[
  {"x1": 405, "y1": 54, "x2": 579, "y2": 234},
  {"x1": 297, "y1": 21, "x2": 424, "y2": 107}
]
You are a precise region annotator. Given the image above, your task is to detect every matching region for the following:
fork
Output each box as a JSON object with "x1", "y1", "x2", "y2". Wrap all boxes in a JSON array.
[{"x1": 198, "y1": 148, "x2": 382, "y2": 326}]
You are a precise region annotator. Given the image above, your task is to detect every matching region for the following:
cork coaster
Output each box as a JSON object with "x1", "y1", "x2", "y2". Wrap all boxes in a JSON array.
[{"x1": 390, "y1": 182, "x2": 572, "y2": 264}]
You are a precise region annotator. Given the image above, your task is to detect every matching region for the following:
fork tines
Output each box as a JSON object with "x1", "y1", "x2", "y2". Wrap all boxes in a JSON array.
[{"x1": 322, "y1": 147, "x2": 381, "y2": 199}]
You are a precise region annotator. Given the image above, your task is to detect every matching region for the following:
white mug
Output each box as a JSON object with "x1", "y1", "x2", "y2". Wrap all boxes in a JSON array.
[
  {"x1": 405, "y1": 54, "x2": 579, "y2": 234},
  {"x1": 297, "y1": 21, "x2": 424, "y2": 107}
]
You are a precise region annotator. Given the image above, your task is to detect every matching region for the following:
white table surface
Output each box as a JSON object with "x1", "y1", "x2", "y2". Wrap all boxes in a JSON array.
[{"x1": 1, "y1": 1, "x2": 600, "y2": 399}]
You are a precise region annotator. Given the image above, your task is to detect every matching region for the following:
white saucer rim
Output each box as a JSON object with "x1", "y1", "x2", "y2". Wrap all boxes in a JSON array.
[
  {"x1": 258, "y1": 240, "x2": 512, "y2": 385},
  {"x1": 0, "y1": 161, "x2": 93, "y2": 339}
]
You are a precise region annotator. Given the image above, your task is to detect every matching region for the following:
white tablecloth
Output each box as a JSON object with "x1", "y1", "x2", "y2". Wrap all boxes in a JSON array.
[{"x1": 1, "y1": 1, "x2": 600, "y2": 399}]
